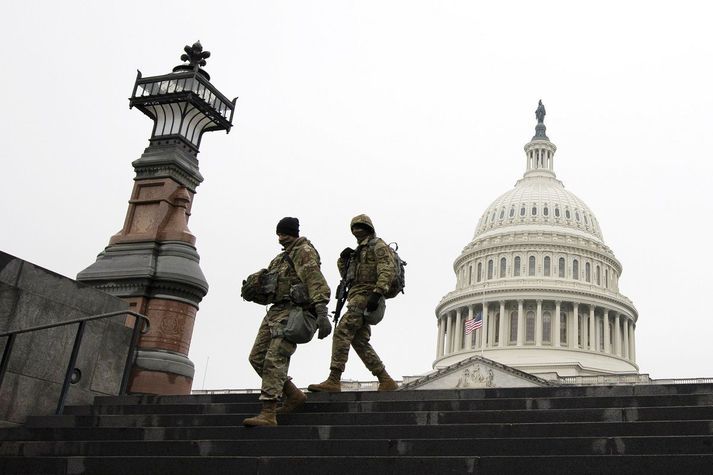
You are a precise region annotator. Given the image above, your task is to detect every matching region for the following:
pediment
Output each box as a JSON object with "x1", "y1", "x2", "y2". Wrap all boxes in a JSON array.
[{"x1": 401, "y1": 355, "x2": 553, "y2": 390}]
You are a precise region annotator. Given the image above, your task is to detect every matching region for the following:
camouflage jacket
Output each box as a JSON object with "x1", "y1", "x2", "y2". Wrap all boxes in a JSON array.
[
  {"x1": 337, "y1": 235, "x2": 396, "y2": 298},
  {"x1": 268, "y1": 237, "x2": 330, "y2": 306}
]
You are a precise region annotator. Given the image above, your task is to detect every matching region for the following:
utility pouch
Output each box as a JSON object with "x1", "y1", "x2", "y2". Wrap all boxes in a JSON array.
[
  {"x1": 289, "y1": 283, "x2": 310, "y2": 306},
  {"x1": 262, "y1": 270, "x2": 279, "y2": 295},
  {"x1": 283, "y1": 307, "x2": 318, "y2": 344},
  {"x1": 363, "y1": 296, "x2": 386, "y2": 325}
]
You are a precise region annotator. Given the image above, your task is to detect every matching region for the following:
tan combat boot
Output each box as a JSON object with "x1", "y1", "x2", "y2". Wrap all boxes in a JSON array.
[
  {"x1": 307, "y1": 369, "x2": 342, "y2": 392},
  {"x1": 242, "y1": 401, "x2": 278, "y2": 427},
  {"x1": 276, "y1": 379, "x2": 307, "y2": 414},
  {"x1": 376, "y1": 369, "x2": 398, "y2": 391}
]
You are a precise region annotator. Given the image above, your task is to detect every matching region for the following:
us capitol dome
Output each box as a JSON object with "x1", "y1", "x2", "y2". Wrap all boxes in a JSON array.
[{"x1": 434, "y1": 102, "x2": 638, "y2": 380}]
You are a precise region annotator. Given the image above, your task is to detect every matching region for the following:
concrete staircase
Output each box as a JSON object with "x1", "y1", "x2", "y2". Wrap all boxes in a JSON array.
[{"x1": 1, "y1": 383, "x2": 713, "y2": 474}]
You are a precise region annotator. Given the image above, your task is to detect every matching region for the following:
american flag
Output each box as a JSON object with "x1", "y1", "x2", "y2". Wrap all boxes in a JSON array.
[{"x1": 464, "y1": 312, "x2": 483, "y2": 335}]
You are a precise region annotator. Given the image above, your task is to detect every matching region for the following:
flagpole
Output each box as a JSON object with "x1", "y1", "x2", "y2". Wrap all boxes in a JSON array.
[{"x1": 481, "y1": 282, "x2": 485, "y2": 358}]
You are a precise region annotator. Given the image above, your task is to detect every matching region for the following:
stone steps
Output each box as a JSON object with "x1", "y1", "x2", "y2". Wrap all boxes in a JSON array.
[
  {"x1": 3, "y1": 420, "x2": 711, "y2": 441},
  {"x1": 1, "y1": 383, "x2": 713, "y2": 474},
  {"x1": 23, "y1": 405, "x2": 713, "y2": 428},
  {"x1": 3, "y1": 455, "x2": 713, "y2": 475},
  {"x1": 61, "y1": 393, "x2": 713, "y2": 415}
]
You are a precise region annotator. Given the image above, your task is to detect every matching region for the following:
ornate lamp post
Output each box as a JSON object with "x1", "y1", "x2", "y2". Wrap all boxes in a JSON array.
[{"x1": 77, "y1": 42, "x2": 236, "y2": 395}]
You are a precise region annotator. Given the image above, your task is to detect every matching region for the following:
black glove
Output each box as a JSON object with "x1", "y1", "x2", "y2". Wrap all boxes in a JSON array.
[
  {"x1": 315, "y1": 304, "x2": 332, "y2": 339},
  {"x1": 366, "y1": 292, "x2": 382, "y2": 312},
  {"x1": 340, "y1": 247, "x2": 354, "y2": 259}
]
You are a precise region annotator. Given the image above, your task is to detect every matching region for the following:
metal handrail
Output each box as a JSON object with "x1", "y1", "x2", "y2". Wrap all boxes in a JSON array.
[{"x1": 0, "y1": 310, "x2": 150, "y2": 415}]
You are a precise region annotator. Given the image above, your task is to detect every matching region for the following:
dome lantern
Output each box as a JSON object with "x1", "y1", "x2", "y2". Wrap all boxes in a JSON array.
[{"x1": 523, "y1": 100, "x2": 557, "y2": 179}]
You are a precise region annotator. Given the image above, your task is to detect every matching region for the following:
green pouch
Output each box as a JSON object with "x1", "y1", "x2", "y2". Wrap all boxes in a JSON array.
[
  {"x1": 283, "y1": 307, "x2": 318, "y2": 344},
  {"x1": 363, "y1": 296, "x2": 386, "y2": 325}
]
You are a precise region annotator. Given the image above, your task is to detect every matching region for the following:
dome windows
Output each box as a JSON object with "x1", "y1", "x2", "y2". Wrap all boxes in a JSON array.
[
  {"x1": 477, "y1": 262, "x2": 482, "y2": 282},
  {"x1": 487, "y1": 260, "x2": 494, "y2": 279},
  {"x1": 575, "y1": 211, "x2": 581, "y2": 222},
  {"x1": 543, "y1": 206, "x2": 549, "y2": 216},
  {"x1": 500, "y1": 257, "x2": 507, "y2": 278},
  {"x1": 499, "y1": 209, "x2": 505, "y2": 219},
  {"x1": 555, "y1": 207, "x2": 560, "y2": 218},
  {"x1": 526, "y1": 311, "x2": 535, "y2": 343},
  {"x1": 543, "y1": 312, "x2": 552, "y2": 344},
  {"x1": 585, "y1": 262, "x2": 591, "y2": 282},
  {"x1": 509, "y1": 311, "x2": 518, "y2": 343},
  {"x1": 509, "y1": 207, "x2": 515, "y2": 218},
  {"x1": 528, "y1": 256, "x2": 536, "y2": 276},
  {"x1": 514, "y1": 256, "x2": 521, "y2": 276},
  {"x1": 520, "y1": 206, "x2": 526, "y2": 217},
  {"x1": 573, "y1": 259, "x2": 579, "y2": 280},
  {"x1": 565, "y1": 209, "x2": 571, "y2": 220},
  {"x1": 544, "y1": 256, "x2": 551, "y2": 276},
  {"x1": 532, "y1": 205, "x2": 537, "y2": 216},
  {"x1": 558, "y1": 258, "x2": 565, "y2": 278}
]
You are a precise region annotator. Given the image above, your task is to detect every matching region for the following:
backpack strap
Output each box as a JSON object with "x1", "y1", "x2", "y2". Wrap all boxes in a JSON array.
[{"x1": 282, "y1": 252, "x2": 299, "y2": 280}]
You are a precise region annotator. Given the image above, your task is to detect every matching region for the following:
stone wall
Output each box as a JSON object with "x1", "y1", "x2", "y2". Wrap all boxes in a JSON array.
[{"x1": 0, "y1": 251, "x2": 132, "y2": 425}]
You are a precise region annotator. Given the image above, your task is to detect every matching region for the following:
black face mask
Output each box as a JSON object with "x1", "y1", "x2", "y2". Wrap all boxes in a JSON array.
[{"x1": 351, "y1": 225, "x2": 372, "y2": 241}]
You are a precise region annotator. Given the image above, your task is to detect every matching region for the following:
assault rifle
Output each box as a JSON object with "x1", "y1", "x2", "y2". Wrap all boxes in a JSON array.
[{"x1": 332, "y1": 254, "x2": 353, "y2": 324}]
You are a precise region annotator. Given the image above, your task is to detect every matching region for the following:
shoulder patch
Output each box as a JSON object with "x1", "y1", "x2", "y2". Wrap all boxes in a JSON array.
[{"x1": 375, "y1": 246, "x2": 389, "y2": 258}]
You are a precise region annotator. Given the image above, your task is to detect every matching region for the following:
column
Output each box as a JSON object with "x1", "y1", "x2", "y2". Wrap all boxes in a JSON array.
[
  {"x1": 436, "y1": 316, "x2": 445, "y2": 357},
  {"x1": 571, "y1": 302, "x2": 579, "y2": 349},
  {"x1": 589, "y1": 307, "x2": 596, "y2": 351},
  {"x1": 499, "y1": 301, "x2": 507, "y2": 347},
  {"x1": 481, "y1": 302, "x2": 489, "y2": 349},
  {"x1": 630, "y1": 323, "x2": 636, "y2": 362},
  {"x1": 554, "y1": 300, "x2": 561, "y2": 347},
  {"x1": 603, "y1": 310, "x2": 611, "y2": 354},
  {"x1": 614, "y1": 312, "x2": 622, "y2": 356},
  {"x1": 535, "y1": 299, "x2": 543, "y2": 346},
  {"x1": 517, "y1": 300, "x2": 524, "y2": 346},
  {"x1": 454, "y1": 308, "x2": 463, "y2": 352},
  {"x1": 445, "y1": 311, "x2": 453, "y2": 354},
  {"x1": 622, "y1": 317, "x2": 630, "y2": 360}
]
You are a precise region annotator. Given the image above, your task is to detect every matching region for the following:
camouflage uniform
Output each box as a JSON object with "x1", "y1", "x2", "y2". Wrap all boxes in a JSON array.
[
  {"x1": 249, "y1": 236, "x2": 330, "y2": 401},
  {"x1": 330, "y1": 215, "x2": 396, "y2": 375}
]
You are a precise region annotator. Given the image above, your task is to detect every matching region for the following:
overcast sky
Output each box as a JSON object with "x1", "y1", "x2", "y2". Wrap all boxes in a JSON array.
[{"x1": 3, "y1": 1, "x2": 713, "y2": 389}]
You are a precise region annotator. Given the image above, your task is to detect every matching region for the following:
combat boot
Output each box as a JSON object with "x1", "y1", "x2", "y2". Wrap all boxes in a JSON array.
[
  {"x1": 276, "y1": 379, "x2": 306, "y2": 414},
  {"x1": 242, "y1": 401, "x2": 277, "y2": 427},
  {"x1": 307, "y1": 369, "x2": 342, "y2": 392},
  {"x1": 376, "y1": 369, "x2": 398, "y2": 391}
]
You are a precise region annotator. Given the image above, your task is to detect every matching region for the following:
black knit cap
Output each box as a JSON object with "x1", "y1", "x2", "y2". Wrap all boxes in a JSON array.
[{"x1": 276, "y1": 217, "x2": 300, "y2": 237}]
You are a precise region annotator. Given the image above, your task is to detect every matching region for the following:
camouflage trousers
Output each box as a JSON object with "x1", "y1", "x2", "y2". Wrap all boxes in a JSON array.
[
  {"x1": 248, "y1": 304, "x2": 297, "y2": 401},
  {"x1": 330, "y1": 293, "x2": 385, "y2": 375}
]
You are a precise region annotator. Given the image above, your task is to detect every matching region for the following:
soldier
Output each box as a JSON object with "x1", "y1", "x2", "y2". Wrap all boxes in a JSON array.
[
  {"x1": 243, "y1": 217, "x2": 332, "y2": 427},
  {"x1": 308, "y1": 214, "x2": 398, "y2": 393}
]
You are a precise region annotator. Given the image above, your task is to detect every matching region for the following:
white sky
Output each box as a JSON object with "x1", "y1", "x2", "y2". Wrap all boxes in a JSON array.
[{"x1": 2, "y1": 1, "x2": 713, "y2": 389}]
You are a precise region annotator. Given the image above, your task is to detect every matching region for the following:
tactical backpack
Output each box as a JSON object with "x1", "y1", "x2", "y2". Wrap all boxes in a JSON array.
[{"x1": 382, "y1": 242, "x2": 407, "y2": 299}]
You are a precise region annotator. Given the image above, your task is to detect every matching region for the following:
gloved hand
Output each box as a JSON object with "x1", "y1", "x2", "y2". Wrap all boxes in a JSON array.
[
  {"x1": 340, "y1": 247, "x2": 354, "y2": 259},
  {"x1": 366, "y1": 292, "x2": 382, "y2": 312},
  {"x1": 315, "y1": 304, "x2": 332, "y2": 339}
]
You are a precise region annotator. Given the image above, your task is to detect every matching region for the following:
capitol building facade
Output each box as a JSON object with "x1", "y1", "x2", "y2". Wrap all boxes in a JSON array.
[{"x1": 434, "y1": 104, "x2": 638, "y2": 380}]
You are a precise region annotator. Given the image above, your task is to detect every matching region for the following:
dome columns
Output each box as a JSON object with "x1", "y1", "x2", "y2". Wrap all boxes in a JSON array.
[{"x1": 434, "y1": 298, "x2": 638, "y2": 374}]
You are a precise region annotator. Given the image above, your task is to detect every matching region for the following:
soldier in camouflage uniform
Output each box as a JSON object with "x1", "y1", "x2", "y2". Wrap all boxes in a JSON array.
[
  {"x1": 308, "y1": 214, "x2": 398, "y2": 393},
  {"x1": 243, "y1": 217, "x2": 332, "y2": 427}
]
